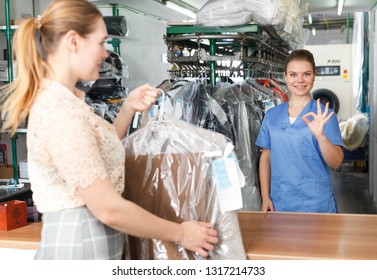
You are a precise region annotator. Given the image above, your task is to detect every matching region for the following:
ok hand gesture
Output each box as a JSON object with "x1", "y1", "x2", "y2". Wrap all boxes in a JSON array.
[{"x1": 302, "y1": 99, "x2": 334, "y2": 138}]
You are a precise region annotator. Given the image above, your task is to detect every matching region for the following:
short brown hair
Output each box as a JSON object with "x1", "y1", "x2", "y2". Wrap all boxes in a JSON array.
[{"x1": 284, "y1": 49, "x2": 315, "y2": 74}]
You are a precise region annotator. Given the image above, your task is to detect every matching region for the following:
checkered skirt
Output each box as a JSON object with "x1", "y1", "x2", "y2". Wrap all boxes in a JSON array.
[{"x1": 34, "y1": 206, "x2": 124, "y2": 260}]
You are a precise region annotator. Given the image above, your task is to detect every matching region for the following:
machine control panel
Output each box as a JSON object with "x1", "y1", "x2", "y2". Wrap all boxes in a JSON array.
[{"x1": 315, "y1": 65, "x2": 340, "y2": 76}]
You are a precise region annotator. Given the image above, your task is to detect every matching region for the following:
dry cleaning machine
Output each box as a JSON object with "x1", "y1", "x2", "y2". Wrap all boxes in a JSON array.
[{"x1": 305, "y1": 44, "x2": 355, "y2": 122}]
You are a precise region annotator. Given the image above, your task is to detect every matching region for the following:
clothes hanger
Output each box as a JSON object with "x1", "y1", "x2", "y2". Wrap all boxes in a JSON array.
[{"x1": 141, "y1": 89, "x2": 222, "y2": 155}]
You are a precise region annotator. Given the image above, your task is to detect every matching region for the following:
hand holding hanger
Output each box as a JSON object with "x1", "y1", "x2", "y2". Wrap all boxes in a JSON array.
[{"x1": 122, "y1": 83, "x2": 161, "y2": 114}]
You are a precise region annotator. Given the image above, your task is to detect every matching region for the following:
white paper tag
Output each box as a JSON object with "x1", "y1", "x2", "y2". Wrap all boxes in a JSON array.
[
  {"x1": 223, "y1": 142, "x2": 235, "y2": 158},
  {"x1": 210, "y1": 99, "x2": 228, "y2": 125},
  {"x1": 163, "y1": 97, "x2": 174, "y2": 115},
  {"x1": 227, "y1": 152, "x2": 245, "y2": 189},
  {"x1": 212, "y1": 157, "x2": 243, "y2": 213},
  {"x1": 173, "y1": 98, "x2": 183, "y2": 119},
  {"x1": 147, "y1": 104, "x2": 159, "y2": 121}
]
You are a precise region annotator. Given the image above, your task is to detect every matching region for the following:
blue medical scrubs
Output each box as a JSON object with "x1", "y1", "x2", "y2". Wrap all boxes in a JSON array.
[{"x1": 256, "y1": 99, "x2": 344, "y2": 213}]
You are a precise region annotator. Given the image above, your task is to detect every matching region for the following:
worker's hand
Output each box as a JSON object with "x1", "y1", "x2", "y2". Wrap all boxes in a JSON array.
[
  {"x1": 302, "y1": 98, "x2": 334, "y2": 138},
  {"x1": 178, "y1": 221, "x2": 218, "y2": 257},
  {"x1": 123, "y1": 83, "x2": 161, "y2": 114},
  {"x1": 261, "y1": 198, "x2": 274, "y2": 212}
]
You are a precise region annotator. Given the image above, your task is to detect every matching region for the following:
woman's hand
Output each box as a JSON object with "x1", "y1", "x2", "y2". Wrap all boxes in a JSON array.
[
  {"x1": 113, "y1": 83, "x2": 161, "y2": 139},
  {"x1": 178, "y1": 221, "x2": 218, "y2": 257},
  {"x1": 302, "y1": 98, "x2": 334, "y2": 138},
  {"x1": 123, "y1": 83, "x2": 161, "y2": 114}
]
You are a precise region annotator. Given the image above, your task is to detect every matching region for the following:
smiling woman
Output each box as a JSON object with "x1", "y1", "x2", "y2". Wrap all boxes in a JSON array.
[
  {"x1": 0, "y1": 0, "x2": 218, "y2": 260},
  {"x1": 256, "y1": 49, "x2": 344, "y2": 213}
]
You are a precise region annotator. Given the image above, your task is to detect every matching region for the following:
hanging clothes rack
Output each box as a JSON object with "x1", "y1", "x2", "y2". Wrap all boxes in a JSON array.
[{"x1": 164, "y1": 24, "x2": 290, "y2": 85}]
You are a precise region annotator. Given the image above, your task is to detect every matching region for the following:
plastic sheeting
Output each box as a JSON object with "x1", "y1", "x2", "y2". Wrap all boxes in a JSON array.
[
  {"x1": 123, "y1": 113, "x2": 246, "y2": 260},
  {"x1": 142, "y1": 79, "x2": 287, "y2": 211},
  {"x1": 339, "y1": 113, "x2": 368, "y2": 151},
  {"x1": 352, "y1": 12, "x2": 368, "y2": 113},
  {"x1": 196, "y1": 0, "x2": 278, "y2": 27},
  {"x1": 211, "y1": 83, "x2": 263, "y2": 211},
  {"x1": 103, "y1": 16, "x2": 128, "y2": 36},
  {"x1": 195, "y1": 0, "x2": 305, "y2": 49}
]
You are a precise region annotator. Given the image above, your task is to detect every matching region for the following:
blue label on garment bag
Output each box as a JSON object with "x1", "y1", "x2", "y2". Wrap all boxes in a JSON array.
[{"x1": 212, "y1": 159, "x2": 231, "y2": 189}]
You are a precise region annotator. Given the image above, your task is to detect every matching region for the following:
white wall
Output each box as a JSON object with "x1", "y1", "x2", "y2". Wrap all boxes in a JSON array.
[{"x1": 99, "y1": 6, "x2": 171, "y2": 90}]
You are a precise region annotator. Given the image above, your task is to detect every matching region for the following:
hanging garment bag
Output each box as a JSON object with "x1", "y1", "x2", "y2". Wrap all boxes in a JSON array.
[{"x1": 123, "y1": 113, "x2": 246, "y2": 260}]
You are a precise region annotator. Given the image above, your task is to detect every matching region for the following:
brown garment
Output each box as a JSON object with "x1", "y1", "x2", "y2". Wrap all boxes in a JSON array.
[{"x1": 123, "y1": 116, "x2": 246, "y2": 260}]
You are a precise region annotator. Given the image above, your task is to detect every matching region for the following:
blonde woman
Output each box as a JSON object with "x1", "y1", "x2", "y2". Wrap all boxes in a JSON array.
[{"x1": 1, "y1": 0, "x2": 217, "y2": 260}]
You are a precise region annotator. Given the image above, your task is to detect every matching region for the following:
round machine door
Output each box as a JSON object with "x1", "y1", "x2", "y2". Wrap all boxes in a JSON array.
[{"x1": 312, "y1": 88, "x2": 340, "y2": 114}]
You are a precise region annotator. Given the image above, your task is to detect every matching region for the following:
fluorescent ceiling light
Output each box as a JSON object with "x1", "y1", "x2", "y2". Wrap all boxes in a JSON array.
[
  {"x1": 337, "y1": 0, "x2": 344, "y2": 16},
  {"x1": 166, "y1": 1, "x2": 196, "y2": 18},
  {"x1": 312, "y1": 27, "x2": 316, "y2": 36}
]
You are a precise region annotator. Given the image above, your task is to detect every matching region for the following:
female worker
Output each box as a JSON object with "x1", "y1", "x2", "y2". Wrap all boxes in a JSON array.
[{"x1": 256, "y1": 49, "x2": 344, "y2": 213}]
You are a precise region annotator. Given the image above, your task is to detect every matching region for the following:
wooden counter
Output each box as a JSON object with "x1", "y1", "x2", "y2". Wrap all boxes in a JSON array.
[
  {"x1": 2, "y1": 212, "x2": 377, "y2": 259},
  {"x1": 238, "y1": 211, "x2": 377, "y2": 260},
  {"x1": 237, "y1": 211, "x2": 266, "y2": 251},
  {"x1": 0, "y1": 222, "x2": 41, "y2": 250}
]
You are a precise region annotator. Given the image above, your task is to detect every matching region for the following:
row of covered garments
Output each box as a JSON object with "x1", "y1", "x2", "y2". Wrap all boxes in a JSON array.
[{"x1": 142, "y1": 78, "x2": 288, "y2": 211}]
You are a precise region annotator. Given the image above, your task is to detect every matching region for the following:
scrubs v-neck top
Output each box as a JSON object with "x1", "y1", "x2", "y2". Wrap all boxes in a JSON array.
[{"x1": 256, "y1": 99, "x2": 343, "y2": 213}]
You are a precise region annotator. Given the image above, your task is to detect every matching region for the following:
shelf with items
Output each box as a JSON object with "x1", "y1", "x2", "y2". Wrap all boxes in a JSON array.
[
  {"x1": 164, "y1": 24, "x2": 290, "y2": 85},
  {"x1": 0, "y1": 129, "x2": 27, "y2": 185}
]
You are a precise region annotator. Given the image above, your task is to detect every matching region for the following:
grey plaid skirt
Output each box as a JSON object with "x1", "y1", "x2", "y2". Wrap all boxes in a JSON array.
[{"x1": 34, "y1": 206, "x2": 124, "y2": 260}]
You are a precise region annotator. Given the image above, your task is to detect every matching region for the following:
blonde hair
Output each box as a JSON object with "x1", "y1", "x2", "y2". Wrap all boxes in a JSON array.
[{"x1": 1, "y1": 0, "x2": 102, "y2": 136}]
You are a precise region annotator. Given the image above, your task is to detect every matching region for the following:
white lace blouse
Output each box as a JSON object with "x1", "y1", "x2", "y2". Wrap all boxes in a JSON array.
[{"x1": 27, "y1": 79, "x2": 125, "y2": 213}]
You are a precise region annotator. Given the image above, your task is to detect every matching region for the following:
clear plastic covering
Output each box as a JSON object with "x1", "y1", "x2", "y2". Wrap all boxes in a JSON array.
[
  {"x1": 272, "y1": 0, "x2": 307, "y2": 50},
  {"x1": 352, "y1": 12, "x2": 365, "y2": 112},
  {"x1": 339, "y1": 113, "x2": 368, "y2": 151},
  {"x1": 123, "y1": 113, "x2": 246, "y2": 260},
  {"x1": 103, "y1": 16, "x2": 128, "y2": 37},
  {"x1": 144, "y1": 79, "x2": 288, "y2": 211},
  {"x1": 196, "y1": 0, "x2": 277, "y2": 27},
  {"x1": 211, "y1": 82, "x2": 263, "y2": 211},
  {"x1": 195, "y1": 0, "x2": 306, "y2": 49}
]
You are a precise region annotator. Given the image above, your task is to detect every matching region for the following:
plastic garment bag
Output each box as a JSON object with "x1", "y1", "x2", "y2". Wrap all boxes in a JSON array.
[
  {"x1": 196, "y1": 0, "x2": 277, "y2": 27},
  {"x1": 103, "y1": 16, "x2": 128, "y2": 36},
  {"x1": 212, "y1": 83, "x2": 262, "y2": 211},
  {"x1": 123, "y1": 113, "x2": 246, "y2": 260}
]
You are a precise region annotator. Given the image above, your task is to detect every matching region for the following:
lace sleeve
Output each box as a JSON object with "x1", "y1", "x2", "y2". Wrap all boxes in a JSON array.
[{"x1": 44, "y1": 106, "x2": 108, "y2": 189}]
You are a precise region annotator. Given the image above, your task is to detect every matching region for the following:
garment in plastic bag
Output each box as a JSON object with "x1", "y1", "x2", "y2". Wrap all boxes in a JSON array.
[
  {"x1": 196, "y1": 0, "x2": 277, "y2": 27},
  {"x1": 123, "y1": 113, "x2": 246, "y2": 260},
  {"x1": 339, "y1": 113, "x2": 368, "y2": 151},
  {"x1": 212, "y1": 83, "x2": 262, "y2": 211},
  {"x1": 103, "y1": 16, "x2": 128, "y2": 36},
  {"x1": 196, "y1": 0, "x2": 305, "y2": 49}
]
